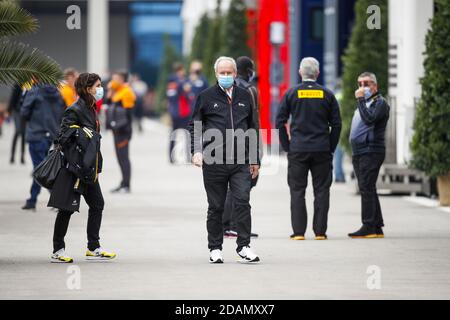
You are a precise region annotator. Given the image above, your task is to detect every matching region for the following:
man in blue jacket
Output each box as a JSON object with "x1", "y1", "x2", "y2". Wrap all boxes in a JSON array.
[
  {"x1": 348, "y1": 72, "x2": 390, "y2": 239},
  {"x1": 21, "y1": 84, "x2": 65, "y2": 211}
]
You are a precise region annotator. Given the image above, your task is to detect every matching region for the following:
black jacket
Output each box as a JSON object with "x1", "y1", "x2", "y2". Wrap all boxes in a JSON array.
[
  {"x1": 188, "y1": 83, "x2": 260, "y2": 165},
  {"x1": 276, "y1": 81, "x2": 342, "y2": 153},
  {"x1": 48, "y1": 99, "x2": 103, "y2": 212},
  {"x1": 59, "y1": 126, "x2": 102, "y2": 183},
  {"x1": 56, "y1": 98, "x2": 103, "y2": 174},
  {"x1": 349, "y1": 93, "x2": 390, "y2": 156},
  {"x1": 48, "y1": 126, "x2": 101, "y2": 213},
  {"x1": 58, "y1": 98, "x2": 100, "y2": 136},
  {"x1": 20, "y1": 85, "x2": 65, "y2": 143}
]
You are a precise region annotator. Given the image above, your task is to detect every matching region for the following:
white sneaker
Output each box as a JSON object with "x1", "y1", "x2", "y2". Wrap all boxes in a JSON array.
[
  {"x1": 51, "y1": 249, "x2": 73, "y2": 263},
  {"x1": 237, "y1": 246, "x2": 260, "y2": 263},
  {"x1": 209, "y1": 249, "x2": 224, "y2": 264},
  {"x1": 86, "y1": 247, "x2": 117, "y2": 261}
]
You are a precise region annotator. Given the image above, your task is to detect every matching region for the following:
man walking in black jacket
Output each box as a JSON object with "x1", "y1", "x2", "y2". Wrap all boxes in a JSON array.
[
  {"x1": 276, "y1": 57, "x2": 342, "y2": 240},
  {"x1": 348, "y1": 72, "x2": 390, "y2": 239},
  {"x1": 21, "y1": 84, "x2": 65, "y2": 211},
  {"x1": 222, "y1": 56, "x2": 261, "y2": 239},
  {"x1": 188, "y1": 56, "x2": 260, "y2": 264}
]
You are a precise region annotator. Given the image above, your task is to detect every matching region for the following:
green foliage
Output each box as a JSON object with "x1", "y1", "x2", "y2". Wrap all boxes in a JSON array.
[
  {"x1": 411, "y1": 0, "x2": 450, "y2": 178},
  {"x1": 190, "y1": 13, "x2": 211, "y2": 64},
  {"x1": 0, "y1": 0, "x2": 38, "y2": 37},
  {"x1": 220, "y1": 0, "x2": 251, "y2": 58},
  {"x1": 190, "y1": 0, "x2": 252, "y2": 84},
  {"x1": 203, "y1": 0, "x2": 224, "y2": 83},
  {"x1": 340, "y1": 0, "x2": 388, "y2": 153},
  {"x1": 0, "y1": 0, "x2": 62, "y2": 87},
  {"x1": 154, "y1": 34, "x2": 181, "y2": 114},
  {"x1": 0, "y1": 41, "x2": 62, "y2": 87}
]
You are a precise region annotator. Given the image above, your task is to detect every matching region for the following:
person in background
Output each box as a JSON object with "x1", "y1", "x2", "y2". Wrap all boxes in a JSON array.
[
  {"x1": 223, "y1": 56, "x2": 260, "y2": 239},
  {"x1": 59, "y1": 68, "x2": 79, "y2": 108},
  {"x1": 333, "y1": 86, "x2": 346, "y2": 183},
  {"x1": 107, "y1": 71, "x2": 136, "y2": 193},
  {"x1": 188, "y1": 60, "x2": 209, "y2": 103},
  {"x1": 276, "y1": 57, "x2": 342, "y2": 241},
  {"x1": 20, "y1": 81, "x2": 65, "y2": 211},
  {"x1": 348, "y1": 72, "x2": 390, "y2": 239},
  {"x1": 167, "y1": 62, "x2": 193, "y2": 164},
  {"x1": 130, "y1": 74, "x2": 148, "y2": 133},
  {"x1": 333, "y1": 146, "x2": 346, "y2": 183},
  {"x1": 7, "y1": 84, "x2": 27, "y2": 164}
]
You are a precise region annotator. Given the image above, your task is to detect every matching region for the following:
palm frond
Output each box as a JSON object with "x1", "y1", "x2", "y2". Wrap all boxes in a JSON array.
[
  {"x1": 0, "y1": 0, "x2": 38, "y2": 37},
  {"x1": 0, "y1": 40, "x2": 63, "y2": 87}
]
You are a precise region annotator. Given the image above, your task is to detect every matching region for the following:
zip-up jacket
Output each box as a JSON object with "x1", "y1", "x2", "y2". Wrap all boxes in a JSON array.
[
  {"x1": 276, "y1": 81, "x2": 342, "y2": 153},
  {"x1": 350, "y1": 93, "x2": 390, "y2": 156},
  {"x1": 58, "y1": 126, "x2": 102, "y2": 185},
  {"x1": 188, "y1": 83, "x2": 260, "y2": 165},
  {"x1": 56, "y1": 98, "x2": 103, "y2": 177}
]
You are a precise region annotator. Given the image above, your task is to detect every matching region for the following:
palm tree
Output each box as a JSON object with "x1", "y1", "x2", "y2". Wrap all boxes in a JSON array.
[{"x1": 0, "y1": 0, "x2": 63, "y2": 87}]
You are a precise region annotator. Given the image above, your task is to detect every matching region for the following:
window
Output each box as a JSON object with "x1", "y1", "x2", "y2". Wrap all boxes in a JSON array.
[{"x1": 310, "y1": 7, "x2": 324, "y2": 42}]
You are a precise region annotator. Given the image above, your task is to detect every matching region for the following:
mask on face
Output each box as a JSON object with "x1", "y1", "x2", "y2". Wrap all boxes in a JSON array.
[
  {"x1": 364, "y1": 87, "x2": 372, "y2": 100},
  {"x1": 94, "y1": 87, "x2": 104, "y2": 101},
  {"x1": 217, "y1": 75, "x2": 234, "y2": 89}
]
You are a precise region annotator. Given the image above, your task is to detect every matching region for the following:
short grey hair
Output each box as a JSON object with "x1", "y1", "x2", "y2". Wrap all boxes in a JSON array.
[
  {"x1": 214, "y1": 56, "x2": 237, "y2": 73},
  {"x1": 299, "y1": 57, "x2": 320, "y2": 79},
  {"x1": 358, "y1": 72, "x2": 378, "y2": 84}
]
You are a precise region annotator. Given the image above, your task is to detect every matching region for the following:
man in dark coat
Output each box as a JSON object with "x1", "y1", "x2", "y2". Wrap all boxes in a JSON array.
[{"x1": 21, "y1": 84, "x2": 65, "y2": 211}]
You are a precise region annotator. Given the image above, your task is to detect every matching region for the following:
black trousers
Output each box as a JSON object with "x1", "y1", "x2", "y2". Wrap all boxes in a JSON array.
[
  {"x1": 10, "y1": 113, "x2": 26, "y2": 162},
  {"x1": 223, "y1": 176, "x2": 258, "y2": 231},
  {"x1": 114, "y1": 131, "x2": 131, "y2": 188},
  {"x1": 352, "y1": 153, "x2": 385, "y2": 228},
  {"x1": 53, "y1": 180, "x2": 104, "y2": 253},
  {"x1": 202, "y1": 164, "x2": 252, "y2": 251},
  {"x1": 287, "y1": 152, "x2": 333, "y2": 236}
]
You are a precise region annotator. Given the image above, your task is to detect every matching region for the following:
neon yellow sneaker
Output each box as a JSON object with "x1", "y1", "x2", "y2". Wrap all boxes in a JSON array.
[
  {"x1": 86, "y1": 247, "x2": 117, "y2": 261},
  {"x1": 51, "y1": 249, "x2": 73, "y2": 263}
]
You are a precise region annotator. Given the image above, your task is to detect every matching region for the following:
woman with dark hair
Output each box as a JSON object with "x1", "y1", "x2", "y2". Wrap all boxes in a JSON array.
[{"x1": 49, "y1": 72, "x2": 116, "y2": 263}]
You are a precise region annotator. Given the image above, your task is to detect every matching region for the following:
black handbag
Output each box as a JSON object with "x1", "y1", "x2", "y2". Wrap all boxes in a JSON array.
[
  {"x1": 105, "y1": 104, "x2": 129, "y2": 131},
  {"x1": 32, "y1": 148, "x2": 63, "y2": 189}
]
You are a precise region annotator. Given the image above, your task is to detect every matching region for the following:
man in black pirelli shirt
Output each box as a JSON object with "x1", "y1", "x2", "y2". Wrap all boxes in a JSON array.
[{"x1": 276, "y1": 57, "x2": 342, "y2": 241}]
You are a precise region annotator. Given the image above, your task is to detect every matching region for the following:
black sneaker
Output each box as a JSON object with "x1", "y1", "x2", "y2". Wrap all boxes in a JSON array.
[
  {"x1": 21, "y1": 202, "x2": 36, "y2": 211},
  {"x1": 348, "y1": 225, "x2": 378, "y2": 239},
  {"x1": 376, "y1": 227, "x2": 384, "y2": 238}
]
